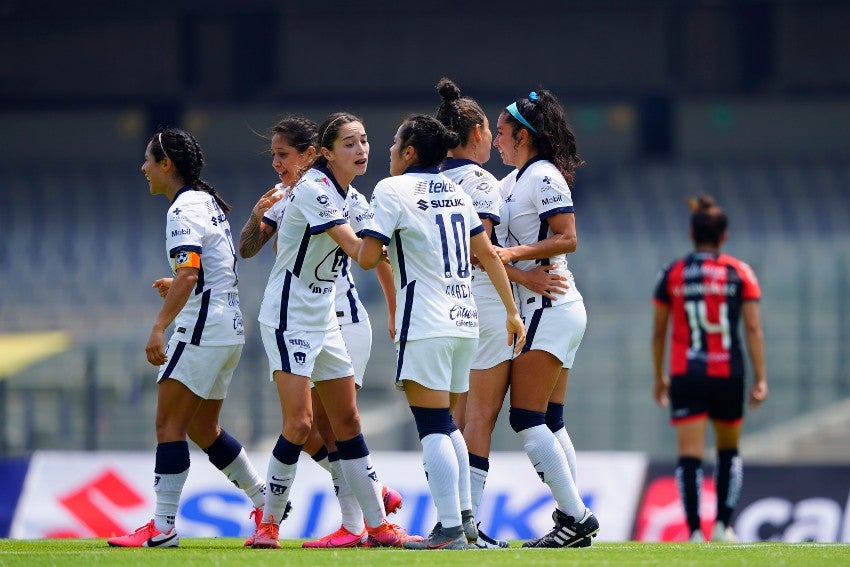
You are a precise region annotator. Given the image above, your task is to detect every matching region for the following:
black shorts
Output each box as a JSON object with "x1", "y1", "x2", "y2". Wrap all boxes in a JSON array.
[{"x1": 668, "y1": 374, "x2": 745, "y2": 425}]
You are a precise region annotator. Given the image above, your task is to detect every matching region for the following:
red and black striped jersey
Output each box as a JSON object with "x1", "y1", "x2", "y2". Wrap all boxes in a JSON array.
[{"x1": 653, "y1": 251, "x2": 760, "y2": 378}]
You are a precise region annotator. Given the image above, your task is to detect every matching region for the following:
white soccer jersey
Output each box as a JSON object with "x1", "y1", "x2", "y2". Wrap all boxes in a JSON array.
[
  {"x1": 362, "y1": 165, "x2": 484, "y2": 341},
  {"x1": 334, "y1": 186, "x2": 371, "y2": 325},
  {"x1": 258, "y1": 167, "x2": 349, "y2": 332},
  {"x1": 260, "y1": 183, "x2": 289, "y2": 232},
  {"x1": 262, "y1": 183, "x2": 370, "y2": 326},
  {"x1": 164, "y1": 187, "x2": 244, "y2": 346},
  {"x1": 501, "y1": 157, "x2": 583, "y2": 312},
  {"x1": 441, "y1": 158, "x2": 507, "y2": 301}
]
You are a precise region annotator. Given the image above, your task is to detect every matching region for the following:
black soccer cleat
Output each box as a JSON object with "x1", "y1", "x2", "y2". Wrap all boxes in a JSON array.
[{"x1": 521, "y1": 508, "x2": 599, "y2": 548}]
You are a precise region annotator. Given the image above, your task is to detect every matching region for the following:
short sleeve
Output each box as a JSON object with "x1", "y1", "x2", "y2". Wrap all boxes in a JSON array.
[
  {"x1": 166, "y1": 203, "x2": 206, "y2": 257},
  {"x1": 534, "y1": 173, "x2": 574, "y2": 221},
  {"x1": 360, "y1": 179, "x2": 401, "y2": 244}
]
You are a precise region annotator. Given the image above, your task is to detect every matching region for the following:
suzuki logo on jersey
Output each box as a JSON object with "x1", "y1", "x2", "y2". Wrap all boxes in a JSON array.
[
  {"x1": 417, "y1": 199, "x2": 429, "y2": 211},
  {"x1": 210, "y1": 213, "x2": 226, "y2": 226},
  {"x1": 431, "y1": 198, "x2": 464, "y2": 208},
  {"x1": 293, "y1": 352, "x2": 306, "y2": 365},
  {"x1": 171, "y1": 228, "x2": 191, "y2": 237}
]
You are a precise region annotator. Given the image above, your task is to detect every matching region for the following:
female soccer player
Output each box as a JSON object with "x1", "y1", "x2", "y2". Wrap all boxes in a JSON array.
[
  {"x1": 108, "y1": 128, "x2": 265, "y2": 548},
  {"x1": 434, "y1": 77, "x2": 568, "y2": 549},
  {"x1": 493, "y1": 89, "x2": 599, "y2": 548},
  {"x1": 238, "y1": 114, "x2": 402, "y2": 548},
  {"x1": 358, "y1": 115, "x2": 526, "y2": 550},
  {"x1": 247, "y1": 113, "x2": 419, "y2": 549},
  {"x1": 652, "y1": 194, "x2": 767, "y2": 543}
]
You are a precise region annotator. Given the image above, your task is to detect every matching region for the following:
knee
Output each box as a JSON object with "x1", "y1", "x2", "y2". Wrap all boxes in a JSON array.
[
  {"x1": 283, "y1": 415, "x2": 314, "y2": 444},
  {"x1": 332, "y1": 411, "x2": 361, "y2": 440}
]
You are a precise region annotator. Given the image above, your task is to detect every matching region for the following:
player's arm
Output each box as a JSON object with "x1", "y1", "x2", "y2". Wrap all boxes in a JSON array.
[
  {"x1": 496, "y1": 211, "x2": 576, "y2": 263},
  {"x1": 651, "y1": 302, "x2": 670, "y2": 407},
  {"x1": 357, "y1": 235, "x2": 385, "y2": 270},
  {"x1": 146, "y1": 265, "x2": 198, "y2": 366},
  {"x1": 375, "y1": 260, "x2": 396, "y2": 341},
  {"x1": 326, "y1": 222, "x2": 362, "y2": 261},
  {"x1": 742, "y1": 300, "x2": 768, "y2": 408},
  {"x1": 239, "y1": 188, "x2": 283, "y2": 258},
  {"x1": 470, "y1": 231, "x2": 526, "y2": 354}
]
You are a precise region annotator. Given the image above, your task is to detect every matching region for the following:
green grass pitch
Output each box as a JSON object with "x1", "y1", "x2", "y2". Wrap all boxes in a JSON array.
[{"x1": 0, "y1": 538, "x2": 848, "y2": 566}]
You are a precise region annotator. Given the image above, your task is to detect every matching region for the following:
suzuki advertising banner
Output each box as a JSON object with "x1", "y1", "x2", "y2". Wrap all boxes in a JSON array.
[{"x1": 10, "y1": 451, "x2": 646, "y2": 542}]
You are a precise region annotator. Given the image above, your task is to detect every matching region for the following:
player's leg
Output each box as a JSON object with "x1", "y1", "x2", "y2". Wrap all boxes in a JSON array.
[
  {"x1": 711, "y1": 420, "x2": 742, "y2": 542},
  {"x1": 512, "y1": 349, "x2": 593, "y2": 548},
  {"x1": 547, "y1": 369, "x2": 578, "y2": 481},
  {"x1": 674, "y1": 417, "x2": 708, "y2": 541},
  {"x1": 463, "y1": 362, "x2": 510, "y2": 515},
  {"x1": 545, "y1": 301, "x2": 586, "y2": 482}
]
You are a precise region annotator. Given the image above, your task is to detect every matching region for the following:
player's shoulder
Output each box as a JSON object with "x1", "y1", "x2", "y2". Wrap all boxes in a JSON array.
[
  {"x1": 719, "y1": 254, "x2": 758, "y2": 279},
  {"x1": 168, "y1": 189, "x2": 207, "y2": 219}
]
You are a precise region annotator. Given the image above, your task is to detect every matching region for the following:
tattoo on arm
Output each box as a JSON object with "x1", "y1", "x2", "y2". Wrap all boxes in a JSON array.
[{"x1": 239, "y1": 214, "x2": 270, "y2": 258}]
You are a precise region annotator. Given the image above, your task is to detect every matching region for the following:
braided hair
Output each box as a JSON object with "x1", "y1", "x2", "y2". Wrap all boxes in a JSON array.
[{"x1": 151, "y1": 128, "x2": 231, "y2": 213}]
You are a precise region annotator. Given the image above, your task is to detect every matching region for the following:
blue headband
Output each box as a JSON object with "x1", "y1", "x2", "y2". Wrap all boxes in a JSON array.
[{"x1": 506, "y1": 101, "x2": 537, "y2": 134}]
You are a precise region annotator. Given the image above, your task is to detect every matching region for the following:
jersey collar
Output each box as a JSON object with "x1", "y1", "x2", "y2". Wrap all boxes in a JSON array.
[
  {"x1": 441, "y1": 158, "x2": 478, "y2": 171},
  {"x1": 515, "y1": 155, "x2": 545, "y2": 181},
  {"x1": 404, "y1": 165, "x2": 440, "y2": 175},
  {"x1": 315, "y1": 166, "x2": 348, "y2": 199},
  {"x1": 172, "y1": 186, "x2": 193, "y2": 202}
]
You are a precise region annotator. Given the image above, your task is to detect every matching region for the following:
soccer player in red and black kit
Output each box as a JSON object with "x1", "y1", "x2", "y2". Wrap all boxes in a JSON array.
[{"x1": 652, "y1": 194, "x2": 767, "y2": 543}]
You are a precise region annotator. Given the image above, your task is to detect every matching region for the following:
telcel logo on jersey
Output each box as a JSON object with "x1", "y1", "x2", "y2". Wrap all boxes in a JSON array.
[{"x1": 427, "y1": 180, "x2": 453, "y2": 193}]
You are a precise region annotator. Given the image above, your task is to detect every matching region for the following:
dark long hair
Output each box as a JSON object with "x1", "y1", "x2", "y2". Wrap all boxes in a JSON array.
[
  {"x1": 502, "y1": 89, "x2": 585, "y2": 184},
  {"x1": 435, "y1": 77, "x2": 486, "y2": 146},
  {"x1": 151, "y1": 128, "x2": 231, "y2": 213},
  {"x1": 396, "y1": 114, "x2": 460, "y2": 169},
  {"x1": 688, "y1": 194, "x2": 728, "y2": 246}
]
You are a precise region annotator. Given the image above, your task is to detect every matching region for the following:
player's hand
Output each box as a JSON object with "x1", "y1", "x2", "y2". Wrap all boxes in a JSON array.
[
  {"x1": 522, "y1": 264, "x2": 569, "y2": 299},
  {"x1": 495, "y1": 246, "x2": 516, "y2": 264},
  {"x1": 387, "y1": 315, "x2": 396, "y2": 342},
  {"x1": 145, "y1": 329, "x2": 168, "y2": 366},
  {"x1": 252, "y1": 187, "x2": 284, "y2": 219},
  {"x1": 507, "y1": 312, "x2": 526, "y2": 354},
  {"x1": 653, "y1": 375, "x2": 670, "y2": 407},
  {"x1": 748, "y1": 380, "x2": 768, "y2": 409},
  {"x1": 152, "y1": 278, "x2": 173, "y2": 298}
]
